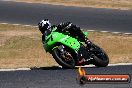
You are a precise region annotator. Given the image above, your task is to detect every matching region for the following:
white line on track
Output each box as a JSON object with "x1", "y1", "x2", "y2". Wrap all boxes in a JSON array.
[
  {"x1": 23, "y1": 25, "x2": 32, "y2": 27},
  {"x1": 108, "y1": 63, "x2": 132, "y2": 66},
  {"x1": 87, "y1": 30, "x2": 96, "y2": 32},
  {"x1": 77, "y1": 63, "x2": 132, "y2": 68},
  {"x1": 100, "y1": 31, "x2": 110, "y2": 33},
  {"x1": 0, "y1": 63, "x2": 132, "y2": 71},
  {"x1": 112, "y1": 32, "x2": 122, "y2": 34},
  {"x1": 124, "y1": 33, "x2": 132, "y2": 35},
  {"x1": 1, "y1": 23, "x2": 9, "y2": 25},
  {"x1": 12, "y1": 24, "x2": 21, "y2": 26},
  {"x1": 0, "y1": 68, "x2": 31, "y2": 72},
  {"x1": 0, "y1": 22, "x2": 132, "y2": 35}
]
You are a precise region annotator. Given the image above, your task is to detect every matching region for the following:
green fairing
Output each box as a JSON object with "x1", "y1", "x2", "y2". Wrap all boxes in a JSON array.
[
  {"x1": 83, "y1": 31, "x2": 88, "y2": 36},
  {"x1": 43, "y1": 26, "x2": 88, "y2": 53}
]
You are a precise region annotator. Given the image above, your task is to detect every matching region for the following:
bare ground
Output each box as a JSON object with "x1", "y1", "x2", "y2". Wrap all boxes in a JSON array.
[{"x1": 0, "y1": 24, "x2": 132, "y2": 69}]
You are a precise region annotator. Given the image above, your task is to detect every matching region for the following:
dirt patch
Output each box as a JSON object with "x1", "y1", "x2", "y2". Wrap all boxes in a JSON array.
[
  {"x1": 14, "y1": 0, "x2": 132, "y2": 10},
  {"x1": 0, "y1": 24, "x2": 132, "y2": 68}
]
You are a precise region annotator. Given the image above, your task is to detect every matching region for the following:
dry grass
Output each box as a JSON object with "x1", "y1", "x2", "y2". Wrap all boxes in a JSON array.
[
  {"x1": 0, "y1": 24, "x2": 132, "y2": 68},
  {"x1": 0, "y1": 24, "x2": 58, "y2": 68},
  {"x1": 15, "y1": 0, "x2": 132, "y2": 10}
]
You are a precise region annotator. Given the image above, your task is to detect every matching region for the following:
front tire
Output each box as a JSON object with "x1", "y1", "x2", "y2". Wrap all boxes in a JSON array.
[{"x1": 52, "y1": 47, "x2": 75, "y2": 68}]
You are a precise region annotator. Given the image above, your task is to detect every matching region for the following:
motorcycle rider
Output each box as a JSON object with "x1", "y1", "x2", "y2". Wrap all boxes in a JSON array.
[
  {"x1": 38, "y1": 19, "x2": 92, "y2": 47},
  {"x1": 38, "y1": 19, "x2": 93, "y2": 64}
]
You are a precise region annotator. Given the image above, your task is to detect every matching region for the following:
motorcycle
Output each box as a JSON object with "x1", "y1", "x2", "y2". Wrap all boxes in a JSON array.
[{"x1": 42, "y1": 26, "x2": 109, "y2": 68}]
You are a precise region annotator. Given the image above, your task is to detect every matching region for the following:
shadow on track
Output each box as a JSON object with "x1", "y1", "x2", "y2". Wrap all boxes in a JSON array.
[
  {"x1": 30, "y1": 66, "x2": 62, "y2": 70},
  {"x1": 30, "y1": 66, "x2": 79, "y2": 70},
  {"x1": 30, "y1": 65, "x2": 104, "y2": 70}
]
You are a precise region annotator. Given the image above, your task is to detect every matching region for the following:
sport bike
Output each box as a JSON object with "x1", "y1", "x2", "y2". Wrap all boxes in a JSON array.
[{"x1": 42, "y1": 26, "x2": 109, "y2": 68}]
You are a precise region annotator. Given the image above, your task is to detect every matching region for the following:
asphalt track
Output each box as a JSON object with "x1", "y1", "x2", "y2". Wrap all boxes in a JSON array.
[
  {"x1": 0, "y1": 1, "x2": 132, "y2": 88},
  {"x1": 0, "y1": 65, "x2": 132, "y2": 88},
  {"x1": 0, "y1": 1, "x2": 132, "y2": 33}
]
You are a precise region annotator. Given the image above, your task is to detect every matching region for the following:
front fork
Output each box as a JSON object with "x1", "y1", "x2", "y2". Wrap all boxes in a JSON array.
[{"x1": 58, "y1": 45, "x2": 65, "y2": 53}]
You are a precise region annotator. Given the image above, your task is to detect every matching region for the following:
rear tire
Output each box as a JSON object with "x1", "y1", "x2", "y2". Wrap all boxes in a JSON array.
[
  {"x1": 52, "y1": 47, "x2": 75, "y2": 68},
  {"x1": 90, "y1": 44, "x2": 109, "y2": 67}
]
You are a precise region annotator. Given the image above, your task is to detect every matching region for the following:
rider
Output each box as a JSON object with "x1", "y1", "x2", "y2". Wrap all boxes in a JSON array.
[
  {"x1": 38, "y1": 19, "x2": 92, "y2": 47},
  {"x1": 38, "y1": 19, "x2": 93, "y2": 64}
]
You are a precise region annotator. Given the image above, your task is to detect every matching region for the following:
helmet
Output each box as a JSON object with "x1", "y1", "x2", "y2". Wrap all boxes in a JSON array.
[{"x1": 38, "y1": 19, "x2": 51, "y2": 34}]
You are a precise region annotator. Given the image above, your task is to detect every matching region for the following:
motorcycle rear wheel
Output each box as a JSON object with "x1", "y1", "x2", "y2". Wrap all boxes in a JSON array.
[{"x1": 90, "y1": 44, "x2": 109, "y2": 67}]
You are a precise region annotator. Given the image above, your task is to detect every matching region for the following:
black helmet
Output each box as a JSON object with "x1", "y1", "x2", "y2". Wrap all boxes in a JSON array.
[{"x1": 38, "y1": 19, "x2": 51, "y2": 34}]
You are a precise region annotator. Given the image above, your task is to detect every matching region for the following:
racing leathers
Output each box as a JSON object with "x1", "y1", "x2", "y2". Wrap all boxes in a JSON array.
[{"x1": 57, "y1": 22, "x2": 92, "y2": 47}]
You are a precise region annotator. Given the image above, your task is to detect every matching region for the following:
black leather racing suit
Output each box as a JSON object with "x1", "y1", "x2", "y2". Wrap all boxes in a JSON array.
[{"x1": 57, "y1": 22, "x2": 86, "y2": 42}]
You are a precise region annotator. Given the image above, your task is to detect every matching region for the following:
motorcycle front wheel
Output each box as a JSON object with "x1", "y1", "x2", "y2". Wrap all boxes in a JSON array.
[{"x1": 52, "y1": 46, "x2": 75, "y2": 68}]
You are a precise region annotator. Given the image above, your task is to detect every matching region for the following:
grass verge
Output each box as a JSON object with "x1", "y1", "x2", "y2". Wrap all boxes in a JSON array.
[
  {"x1": 15, "y1": 0, "x2": 132, "y2": 10},
  {"x1": 0, "y1": 24, "x2": 132, "y2": 68}
]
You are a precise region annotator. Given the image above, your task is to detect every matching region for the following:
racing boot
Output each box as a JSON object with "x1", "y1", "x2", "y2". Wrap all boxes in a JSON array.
[
  {"x1": 77, "y1": 49, "x2": 91, "y2": 66},
  {"x1": 76, "y1": 52, "x2": 86, "y2": 66},
  {"x1": 85, "y1": 38, "x2": 93, "y2": 49}
]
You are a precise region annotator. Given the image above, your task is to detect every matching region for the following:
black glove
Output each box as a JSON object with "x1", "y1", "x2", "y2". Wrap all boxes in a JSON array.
[
  {"x1": 63, "y1": 23, "x2": 73, "y2": 31},
  {"x1": 57, "y1": 22, "x2": 71, "y2": 32}
]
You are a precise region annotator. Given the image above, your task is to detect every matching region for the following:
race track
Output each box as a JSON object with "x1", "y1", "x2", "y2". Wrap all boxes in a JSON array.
[
  {"x1": 0, "y1": 65, "x2": 132, "y2": 88},
  {"x1": 0, "y1": 1, "x2": 132, "y2": 32}
]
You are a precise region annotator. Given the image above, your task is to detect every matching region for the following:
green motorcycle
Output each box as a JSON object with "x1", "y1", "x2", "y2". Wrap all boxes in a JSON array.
[{"x1": 42, "y1": 26, "x2": 109, "y2": 68}]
